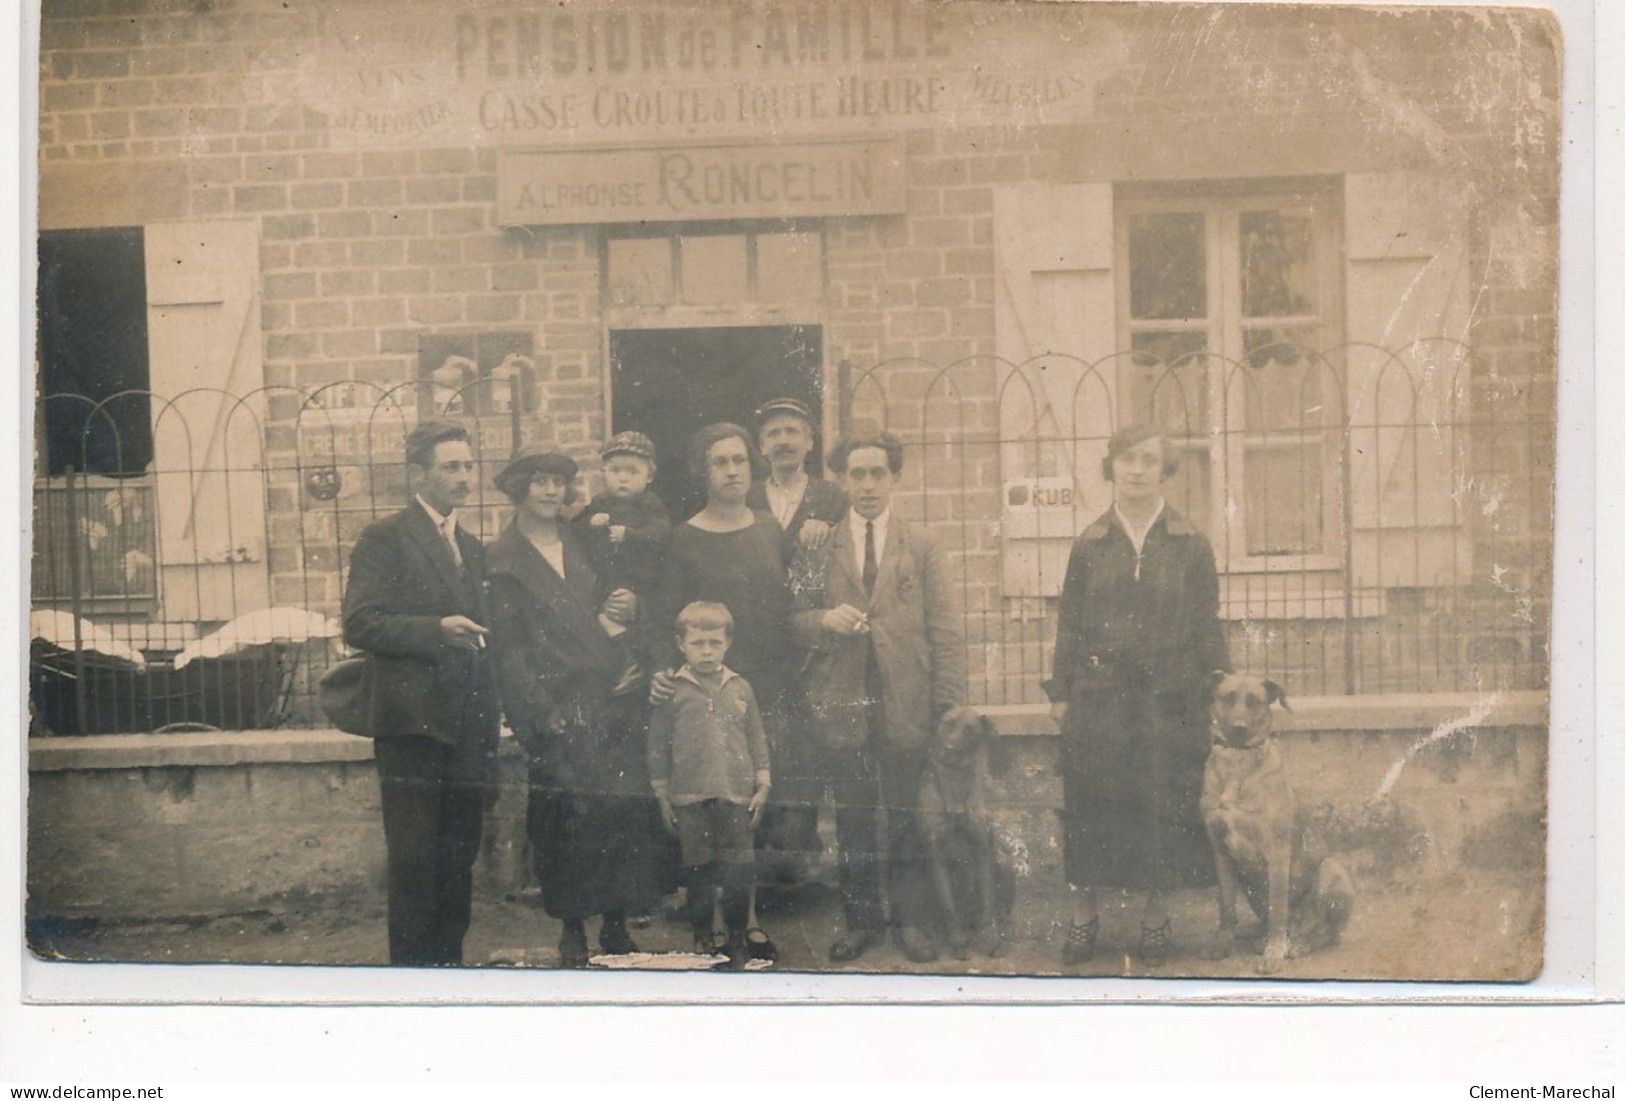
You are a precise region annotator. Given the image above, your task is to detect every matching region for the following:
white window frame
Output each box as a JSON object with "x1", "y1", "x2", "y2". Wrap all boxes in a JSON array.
[{"x1": 1114, "y1": 181, "x2": 1344, "y2": 574}]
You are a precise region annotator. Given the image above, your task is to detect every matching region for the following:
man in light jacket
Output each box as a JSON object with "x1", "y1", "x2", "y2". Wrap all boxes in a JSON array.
[{"x1": 791, "y1": 432, "x2": 965, "y2": 964}]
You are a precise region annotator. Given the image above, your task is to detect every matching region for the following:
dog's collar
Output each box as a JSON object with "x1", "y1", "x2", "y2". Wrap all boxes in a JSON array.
[{"x1": 1212, "y1": 733, "x2": 1268, "y2": 751}]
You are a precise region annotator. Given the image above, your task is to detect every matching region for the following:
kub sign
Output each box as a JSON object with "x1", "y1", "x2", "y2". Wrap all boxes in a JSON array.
[
  {"x1": 1001, "y1": 477, "x2": 1079, "y2": 598},
  {"x1": 1003, "y1": 477, "x2": 1078, "y2": 541}
]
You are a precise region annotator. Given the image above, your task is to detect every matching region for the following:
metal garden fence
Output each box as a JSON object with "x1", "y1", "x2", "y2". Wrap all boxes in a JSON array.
[{"x1": 29, "y1": 338, "x2": 1550, "y2": 733}]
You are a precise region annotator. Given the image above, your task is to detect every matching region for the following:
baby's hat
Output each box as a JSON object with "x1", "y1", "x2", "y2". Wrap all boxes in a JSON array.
[{"x1": 601, "y1": 430, "x2": 657, "y2": 465}]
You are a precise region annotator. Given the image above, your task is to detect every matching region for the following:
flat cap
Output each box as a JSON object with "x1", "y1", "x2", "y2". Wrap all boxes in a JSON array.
[
  {"x1": 600, "y1": 430, "x2": 657, "y2": 464},
  {"x1": 754, "y1": 397, "x2": 814, "y2": 426}
]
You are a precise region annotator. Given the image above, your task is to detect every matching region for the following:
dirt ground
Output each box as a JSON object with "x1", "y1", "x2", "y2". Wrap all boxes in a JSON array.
[{"x1": 26, "y1": 860, "x2": 1543, "y2": 985}]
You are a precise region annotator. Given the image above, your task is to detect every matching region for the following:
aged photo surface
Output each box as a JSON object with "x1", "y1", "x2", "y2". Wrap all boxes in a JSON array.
[{"x1": 26, "y1": 0, "x2": 1557, "y2": 984}]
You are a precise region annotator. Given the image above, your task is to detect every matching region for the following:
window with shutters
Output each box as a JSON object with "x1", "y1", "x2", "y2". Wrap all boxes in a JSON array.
[
  {"x1": 33, "y1": 220, "x2": 269, "y2": 620},
  {"x1": 1116, "y1": 182, "x2": 1343, "y2": 570}
]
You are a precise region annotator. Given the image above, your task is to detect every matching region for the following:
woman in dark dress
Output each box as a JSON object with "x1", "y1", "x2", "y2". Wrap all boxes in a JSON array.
[
  {"x1": 1045, "y1": 424, "x2": 1230, "y2": 966},
  {"x1": 485, "y1": 446, "x2": 665, "y2": 968},
  {"x1": 651, "y1": 422, "x2": 796, "y2": 962}
]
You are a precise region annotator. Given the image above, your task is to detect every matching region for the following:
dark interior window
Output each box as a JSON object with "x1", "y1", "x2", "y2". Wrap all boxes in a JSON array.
[{"x1": 37, "y1": 227, "x2": 153, "y2": 476}]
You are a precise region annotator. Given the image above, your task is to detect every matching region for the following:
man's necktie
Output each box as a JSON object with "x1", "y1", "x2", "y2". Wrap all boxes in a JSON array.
[
  {"x1": 862, "y1": 519, "x2": 878, "y2": 596},
  {"x1": 443, "y1": 517, "x2": 464, "y2": 571}
]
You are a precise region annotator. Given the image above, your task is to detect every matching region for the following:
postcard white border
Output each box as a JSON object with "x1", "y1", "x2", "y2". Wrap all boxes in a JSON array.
[{"x1": 3, "y1": 0, "x2": 1619, "y2": 1082}]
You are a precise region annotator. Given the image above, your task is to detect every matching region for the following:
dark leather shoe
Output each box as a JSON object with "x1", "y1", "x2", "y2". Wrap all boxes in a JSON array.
[
  {"x1": 558, "y1": 922, "x2": 590, "y2": 968},
  {"x1": 897, "y1": 925, "x2": 939, "y2": 964},
  {"x1": 721, "y1": 929, "x2": 750, "y2": 971},
  {"x1": 828, "y1": 929, "x2": 880, "y2": 963},
  {"x1": 598, "y1": 918, "x2": 639, "y2": 956}
]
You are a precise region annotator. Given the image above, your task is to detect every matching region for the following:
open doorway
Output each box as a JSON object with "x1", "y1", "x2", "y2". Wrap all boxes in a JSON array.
[{"x1": 610, "y1": 325, "x2": 824, "y2": 521}]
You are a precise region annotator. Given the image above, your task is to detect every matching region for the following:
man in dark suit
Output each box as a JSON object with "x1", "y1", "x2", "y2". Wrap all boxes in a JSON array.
[
  {"x1": 791, "y1": 432, "x2": 965, "y2": 964},
  {"x1": 342, "y1": 419, "x2": 499, "y2": 966}
]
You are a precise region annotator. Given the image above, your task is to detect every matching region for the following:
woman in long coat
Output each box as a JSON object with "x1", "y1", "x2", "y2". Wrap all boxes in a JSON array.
[
  {"x1": 485, "y1": 446, "x2": 666, "y2": 967},
  {"x1": 1045, "y1": 424, "x2": 1230, "y2": 966}
]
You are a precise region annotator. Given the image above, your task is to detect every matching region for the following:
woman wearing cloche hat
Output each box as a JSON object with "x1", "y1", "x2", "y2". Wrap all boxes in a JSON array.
[{"x1": 484, "y1": 445, "x2": 667, "y2": 967}]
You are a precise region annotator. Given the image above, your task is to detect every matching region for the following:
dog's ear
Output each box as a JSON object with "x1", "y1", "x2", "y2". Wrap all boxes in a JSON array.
[
  {"x1": 1263, "y1": 679, "x2": 1290, "y2": 712},
  {"x1": 976, "y1": 714, "x2": 997, "y2": 744},
  {"x1": 1203, "y1": 669, "x2": 1228, "y2": 700}
]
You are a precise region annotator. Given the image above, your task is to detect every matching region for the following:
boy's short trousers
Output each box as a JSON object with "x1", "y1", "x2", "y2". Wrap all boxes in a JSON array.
[{"x1": 674, "y1": 799, "x2": 755, "y2": 868}]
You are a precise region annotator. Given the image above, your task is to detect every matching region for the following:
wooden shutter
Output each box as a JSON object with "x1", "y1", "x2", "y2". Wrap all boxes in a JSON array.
[
  {"x1": 1343, "y1": 172, "x2": 1476, "y2": 589},
  {"x1": 993, "y1": 182, "x2": 1115, "y2": 596},
  {"x1": 144, "y1": 220, "x2": 270, "y2": 621}
]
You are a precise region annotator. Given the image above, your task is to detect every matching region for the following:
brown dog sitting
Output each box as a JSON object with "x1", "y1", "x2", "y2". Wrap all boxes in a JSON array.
[
  {"x1": 918, "y1": 706, "x2": 1016, "y2": 959},
  {"x1": 1200, "y1": 673, "x2": 1354, "y2": 970}
]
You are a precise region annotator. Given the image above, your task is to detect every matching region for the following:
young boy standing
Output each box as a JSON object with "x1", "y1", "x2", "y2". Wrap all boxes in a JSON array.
[{"x1": 646, "y1": 602, "x2": 772, "y2": 967}]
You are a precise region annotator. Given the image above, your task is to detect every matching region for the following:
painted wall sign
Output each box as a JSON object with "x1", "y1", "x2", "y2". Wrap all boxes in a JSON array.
[
  {"x1": 278, "y1": 0, "x2": 1123, "y2": 146},
  {"x1": 496, "y1": 138, "x2": 906, "y2": 225}
]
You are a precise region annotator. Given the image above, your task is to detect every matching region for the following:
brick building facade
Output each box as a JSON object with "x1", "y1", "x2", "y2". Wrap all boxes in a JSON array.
[{"x1": 32, "y1": 0, "x2": 1559, "y2": 724}]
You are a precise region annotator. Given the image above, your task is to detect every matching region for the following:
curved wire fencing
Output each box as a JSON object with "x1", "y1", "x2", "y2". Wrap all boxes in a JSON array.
[{"x1": 30, "y1": 337, "x2": 1549, "y2": 732}]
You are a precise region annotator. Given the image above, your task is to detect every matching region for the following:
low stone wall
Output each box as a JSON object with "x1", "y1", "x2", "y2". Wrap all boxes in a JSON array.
[{"x1": 26, "y1": 694, "x2": 1547, "y2": 922}]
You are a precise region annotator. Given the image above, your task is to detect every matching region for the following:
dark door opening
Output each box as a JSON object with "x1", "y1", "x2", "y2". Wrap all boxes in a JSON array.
[{"x1": 610, "y1": 326, "x2": 823, "y2": 521}]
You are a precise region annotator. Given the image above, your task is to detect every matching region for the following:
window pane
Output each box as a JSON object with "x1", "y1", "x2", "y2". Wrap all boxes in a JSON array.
[
  {"x1": 1240, "y1": 211, "x2": 1317, "y2": 317},
  {"x1": 32, "y1": 482, "x2": 158, "y2": 603},
  {"x1": 756, "y1": 231, "x2": 822, "y2": 303},
  {"x1": 606, "y1": 237, "x2": 674, "y2": 308},
  {"x1": 1244, "y1": 444, "x2": 1324, "y2": 555},
  {"x1": 1241, "y1": 327, "x2": 1323, "y2": 432},
  {"x1": 679, "y1": 234, "x2": 749, "y2": 306},
  {"x1": 1130, "y1": 330, "x2": 1207, "y2": 435},
  {"x1": 1129, "y1": 212, "x2": 1206, "y2": 320}
]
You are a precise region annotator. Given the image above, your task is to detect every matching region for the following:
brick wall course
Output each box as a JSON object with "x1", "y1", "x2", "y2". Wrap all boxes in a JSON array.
[
  {"x1": 432, "y1": 266, "x2": 488, "y2": 294},
  {"x1": 301, "y1": 151, "x2": 358, "y2": 179},
  {"x1": 347, "y1": 178, "x2": 402, "y2": 207},
  {"x1": 407, "y1": 296, "x2": 464, "y2": 325},
  {"x1": 406, "y1": 238, "x2": 461, "y2": 267},
  {"x1": 348, "y1": 239, "x2": 404, "y2": 267},
  {"x1": 43, "y1": 81, "x2": 97, "y2": 112},
  {"x1": 260, "y1": 212, "x2": 314, "y2": 240},
  {"x1": 321, "y1": 330, "x2": 377, "y2": 358},
  {"x1": 320, "y1": 269, "x2": 377, "y2": 298},
  {"x1": 131, "y1": 108, "x2": 181, "y2": 138},
  {"x1": 317, "y1": 210, "x2": 371, "y2": 239},
  {"x1": 263, "y1": 272, "x2": 316, "y2": 301},
  {"x1": 86, "y1": 111, "x2": 131, "y2": 141},
  {"x1": 352, "y1": 298, "x2": 407, "y2": 328},
  {"x1": 295, "y1": 300, "x2": 348, "y2": 329},
  {"x1": 462, "y1": 176, "x2": 497, "y2": 203},
  {"x1": 373, "y1": 209, "x2": 429, "y2": 237},
  {"x1": 377, "y1": 271, "x2": 432, "y2": 297},
  {"x1": 465, "y1": 295, "x2": 522, "y2": 323},
  {"x1": 404, "y1": 177, "x2": 462, "y2": 205},
  {"x1": 432, "y1": 207, "x2": 488, "y2": 236},
  {"x1": 233, "y1": 182, "x2": 287, "y2": 213}
]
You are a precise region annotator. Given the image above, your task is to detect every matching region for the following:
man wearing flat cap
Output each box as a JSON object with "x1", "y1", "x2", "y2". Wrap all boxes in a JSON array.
[
  {"x1": 342, "y1": 419, "x2": 499, "y2": 966},
  {"x1": 743, "y1": 397, "x2": 848, "y2": 882},
  {"x1": 747, "y1": 397, "x2": 847, "y2": 552}
]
